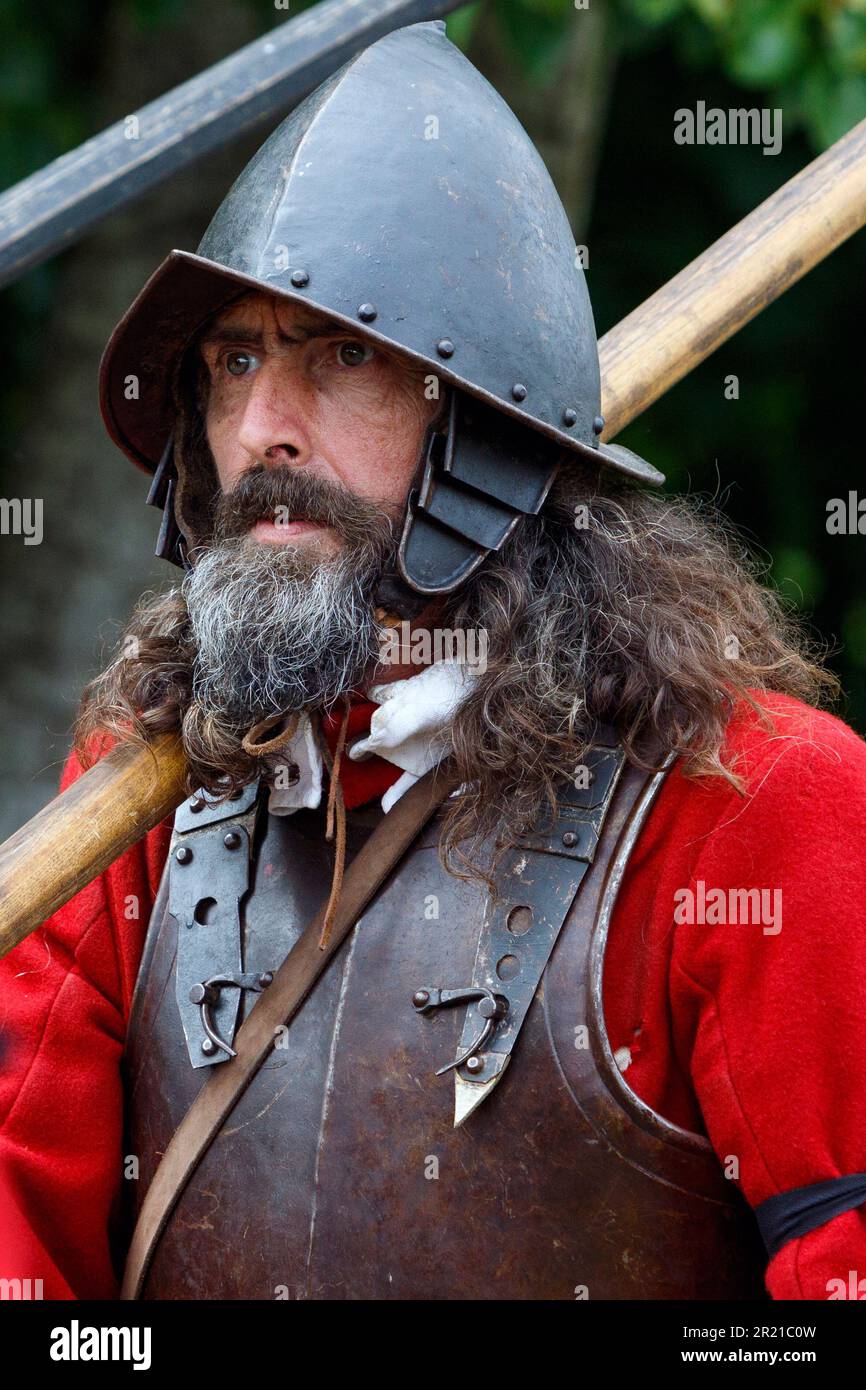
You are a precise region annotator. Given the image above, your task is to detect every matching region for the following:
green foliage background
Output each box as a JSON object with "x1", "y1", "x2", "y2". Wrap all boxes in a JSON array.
[{"x1": 1, "y1": 0, "x2": 864, "y2": 730}]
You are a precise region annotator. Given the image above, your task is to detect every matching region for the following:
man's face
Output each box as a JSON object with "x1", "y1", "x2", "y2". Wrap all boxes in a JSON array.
[
  {"x1": 199, "y1": 290, "x2": 439, "y2": 553},
  {"x1": 183, "y1": 290, "x2": 443, "y2": 725}
]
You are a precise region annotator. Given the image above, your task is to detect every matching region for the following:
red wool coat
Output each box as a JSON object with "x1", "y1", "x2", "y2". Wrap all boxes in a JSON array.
[{"x1": 1, "y1": 689, "x2": 865, "y2": 1300}]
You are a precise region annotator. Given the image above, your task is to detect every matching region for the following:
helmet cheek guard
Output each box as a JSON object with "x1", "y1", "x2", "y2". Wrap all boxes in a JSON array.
[
  {"x1": 100, "y1": 20, "x2": 664, "y2": 602},
  {"x1": 144, "y1": 435, "x2": 187, "y2": 572},
  {"x1": 397, "y1": 391, "x2": 565, "y2": 596}
]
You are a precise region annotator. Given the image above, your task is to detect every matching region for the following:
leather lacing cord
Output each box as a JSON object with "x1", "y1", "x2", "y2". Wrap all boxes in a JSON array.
[
  {"x1": 318, "y1": 609, "x2": 400, "y2": 926},
  {"x1": 240, "y1": 697, "x2": 352, "y2": 953},
  {"x1": 240, "y1": 710, "x2": 300, "y2": 757},
  {"x1": 315, "y1": 696, "x2": 350, "y2": 951}
]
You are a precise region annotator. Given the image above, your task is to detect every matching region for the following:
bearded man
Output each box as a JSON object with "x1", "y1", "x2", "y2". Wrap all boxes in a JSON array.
[{"x1": 1, "y1": 21, "x2": 865, "y2": 1303}]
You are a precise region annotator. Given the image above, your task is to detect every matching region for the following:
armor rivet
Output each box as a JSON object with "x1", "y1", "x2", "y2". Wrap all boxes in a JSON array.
[
  {"x1": 201, "y1": 1038, "x2": 216, "y2": 1056},
  {"x1": 224, "y1": 831, "x2": 242, "y2": 850},
  {"x1": 358, "y1": 303, "x2": 377, "y2": 322},
  {"x1": 593, "y1": 414, "x2": 605, "y2": 435},
  {"x1": 175, "y1": 845, "x2": 193, "y2": 864},
  {"x1": 511, "y1": 383, "x2": 527, "y2": 402},
  {"x1": 259, "y1": 972, "x2": 274, "y2": 988},
  {"x1": 290, "y1": 269, "x2": 309, "y2": 287},
  {"x1": 562, "y1": 407, "x2": 578, "y2": 428},
  {"x1": 436, "y1": 339, "x2": 454, "y2": 358},
  {"x1": 413, "y1": 989, "x2": 430, "y2": 1008},
  {"x1": 562, "y1": 830, "x2": 578, "y2": 847},
  {"x1": 189, "y1": 796, "x2": 206, "y2": 813},
  {"x1": 465, "y1": 1055, "x2": 483, "y2": 1074}
]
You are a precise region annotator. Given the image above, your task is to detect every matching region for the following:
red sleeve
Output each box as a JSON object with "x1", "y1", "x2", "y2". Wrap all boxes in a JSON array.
[
  {"x1": 667, "y1": 697, "x2": 866, "y2": 1299},
  {"x1": 0, "y1": 743, "x2": 172, "y2": 1299}
]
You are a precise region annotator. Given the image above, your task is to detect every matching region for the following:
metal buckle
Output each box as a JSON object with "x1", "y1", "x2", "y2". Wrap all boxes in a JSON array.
[
  {"x1": 188, "y1": 971, "x2": 273, "y2": 1059},
  {"x1": 411, "y1": 985, "x2": 508, "y2": 1075}
]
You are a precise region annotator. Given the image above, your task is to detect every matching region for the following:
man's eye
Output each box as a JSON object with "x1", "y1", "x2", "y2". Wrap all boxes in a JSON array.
[
  {"x1": 336, "y1": 340, "x2": 374, "y2": 368},
  {"x1": 223, "y1": 350, "x2": 259, "y2": 376}
]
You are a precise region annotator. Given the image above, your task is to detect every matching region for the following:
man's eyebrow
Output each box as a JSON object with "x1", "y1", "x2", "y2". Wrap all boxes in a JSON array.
[{"x1": 198, "y1": 318, "x2": 348, "y2": 351}]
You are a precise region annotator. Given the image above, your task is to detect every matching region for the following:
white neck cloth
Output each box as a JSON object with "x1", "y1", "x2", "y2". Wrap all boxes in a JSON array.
[{"x1": 265, "y1": 658, "x2": 476, "y2": 816}]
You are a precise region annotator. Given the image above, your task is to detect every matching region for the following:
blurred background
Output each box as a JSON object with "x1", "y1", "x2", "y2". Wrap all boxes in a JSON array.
[{"x1": 1, "y1": 0, "x2": 865, "y2": 835}]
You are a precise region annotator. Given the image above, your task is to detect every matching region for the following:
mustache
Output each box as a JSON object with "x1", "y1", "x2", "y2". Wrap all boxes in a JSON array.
[{"x1": 211, "y1": 464, "x2": 400, "y2": 546}]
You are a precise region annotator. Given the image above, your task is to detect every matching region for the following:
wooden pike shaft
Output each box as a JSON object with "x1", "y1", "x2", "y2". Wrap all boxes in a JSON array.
[
  {"x1": 2, "y1": 119, "x2": 866, "y2": 959},
  {"x1": 0, "y1": 735, "x2": 187, "y2": 958},
  {"x1": 599, "y1": 117, "x2": 866, "y2": 435}
]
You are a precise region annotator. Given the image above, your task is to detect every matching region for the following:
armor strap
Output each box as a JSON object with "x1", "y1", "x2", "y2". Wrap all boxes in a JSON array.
[
  {"x1": 413, "y1": 740, "x2": 629, "y2": 1125},
  {"x1": 121, "y1": 760, "x2": 461, "y2": 1301},
  {"x1": 171, "y1": 780, "x2": 263, "y2": 1069}
]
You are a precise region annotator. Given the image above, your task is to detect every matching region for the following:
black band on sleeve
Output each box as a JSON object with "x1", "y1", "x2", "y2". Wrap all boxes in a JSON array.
[{"x1": 754, "y1": 1173, "x2": 866, "y2": 1260}]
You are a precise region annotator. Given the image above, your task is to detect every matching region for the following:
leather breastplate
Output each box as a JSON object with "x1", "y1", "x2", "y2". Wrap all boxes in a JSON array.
[{"x1": 122, "y1": 759, "x2": 766, "y2": 1300}]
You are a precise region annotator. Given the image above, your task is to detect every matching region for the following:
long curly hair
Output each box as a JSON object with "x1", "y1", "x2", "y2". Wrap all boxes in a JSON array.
[{"x1": 75, "y1": 453, "x2": 838, "y2": 885}]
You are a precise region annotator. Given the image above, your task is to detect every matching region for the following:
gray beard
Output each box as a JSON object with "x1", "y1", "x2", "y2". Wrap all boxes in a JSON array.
[{"x1": 183, "y1": 532, "x2": 390, "y2": 724}]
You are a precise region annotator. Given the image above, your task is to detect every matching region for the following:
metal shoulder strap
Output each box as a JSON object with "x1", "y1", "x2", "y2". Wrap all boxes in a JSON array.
[
  {"x1": 169, "y1": 779, "x2": 264, "y2": 1069},
  {"x1": 412, "y1": 738, "x2": 673, "y2": 1126}
]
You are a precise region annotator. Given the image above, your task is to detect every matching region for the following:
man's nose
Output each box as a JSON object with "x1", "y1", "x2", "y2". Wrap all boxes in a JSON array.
[{"x1": 234, "y1": 359, "x2": 314, "y2": 468}]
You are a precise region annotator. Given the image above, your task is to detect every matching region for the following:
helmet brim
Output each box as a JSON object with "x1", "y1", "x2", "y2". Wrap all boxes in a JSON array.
[{"x1": 99, "y1": 248, "x2": 664, "y2": 488}]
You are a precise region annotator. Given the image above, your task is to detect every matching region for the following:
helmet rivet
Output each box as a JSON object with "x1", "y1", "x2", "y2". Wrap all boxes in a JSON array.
[
  {"x1": 175, "y1": 845, "x2": 192, "y2": 864},
  {"x1": 358, "y1": 303, "x2": 377, "y2": 322},
  {"x1": 593, "y1": 414, "x2": 606, "y2": 435},
  {"x1": 436, "y1": 339, "x2": 455, "y2": 358},
  {"x1": 290, "y1": 269, "x2": 309, "y2": 288},
  {"x1": 562, "y1": 408, "x2": 578, "y2": 428},
  {"x1": 511, "y1": 383, "x2": 527, "y2": 402}
]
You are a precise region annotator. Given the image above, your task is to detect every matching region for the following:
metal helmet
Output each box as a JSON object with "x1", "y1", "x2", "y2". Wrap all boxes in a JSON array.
[{"x1": 99, "y1": 19, "x2": 663, "y2": 606}]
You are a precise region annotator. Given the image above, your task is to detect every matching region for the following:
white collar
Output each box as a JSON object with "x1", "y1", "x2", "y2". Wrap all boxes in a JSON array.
[{"x1": 264, "y1": 658, "x2": 476, "y2": 817}]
